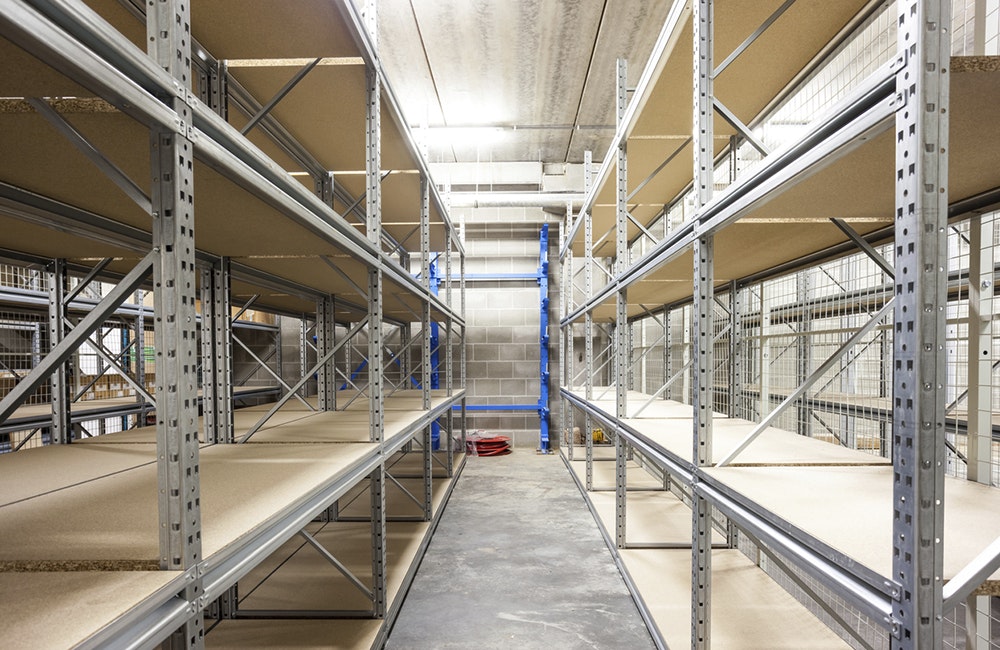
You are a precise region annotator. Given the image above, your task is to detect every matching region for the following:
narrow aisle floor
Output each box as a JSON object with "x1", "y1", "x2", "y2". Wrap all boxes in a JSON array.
[{"x1": 386, "y1": 451, "x2": 654, "y2": 649}]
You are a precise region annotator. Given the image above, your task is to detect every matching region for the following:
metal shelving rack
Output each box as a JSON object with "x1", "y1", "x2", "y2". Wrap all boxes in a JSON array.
[
  {"x1": 559, "y1": 1, "x2": 1000, "y2": 648},
  {"x1": 0, "y1": 0, "x2": 466, "y2": 647}
]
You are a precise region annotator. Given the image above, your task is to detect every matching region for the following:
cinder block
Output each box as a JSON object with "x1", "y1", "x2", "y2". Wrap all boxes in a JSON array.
[
  {"x1": 470, "y1": 310, "x2": 500, "y2": 327},
  {"x1": 466, "y1": 361, "x2": 489, "y2": 378},
  {"x1": 473, "y1": 345, "x2": 500, "y2": 361},
  {"x1": 496, "y1": 309, "x2": 525, "y2": 327},
  {"x1": 472, "y1": 378, "x2": 501, "y2": 397},
  {"x1": 500, "y1": 379, "x2": 528, "y2": 396},
  {"x1": 511, "y1": 328, "x2": 537, "y2": 344},
  {"x1": 487, "y1": 360, "x2": 514, "y2": 379},
  {"x1": 510, "y1": 360, "x2": 537, "y2": 379},
  {"x1": 486, "y1": 328, "x2": 514, "y2": 344}
]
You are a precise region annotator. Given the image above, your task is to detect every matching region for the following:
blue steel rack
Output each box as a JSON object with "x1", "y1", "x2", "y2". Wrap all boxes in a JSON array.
[{"x1": 454, "y1": 225, "x2": 550, "y2": 452}]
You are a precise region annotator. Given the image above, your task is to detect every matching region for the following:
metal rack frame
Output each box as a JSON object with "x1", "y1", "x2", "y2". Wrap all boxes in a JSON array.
[
  {"x1": 557, "y1": 1, "x2": 999, "y2": 647},
  {"x1": 0, "y1": 0, "x2": 467, "y2": 647}
]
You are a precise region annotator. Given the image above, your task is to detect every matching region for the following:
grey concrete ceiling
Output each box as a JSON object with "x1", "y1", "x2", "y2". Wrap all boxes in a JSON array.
[{"x1": 378, "y1": 0, "x2": 672, "y2": 165}]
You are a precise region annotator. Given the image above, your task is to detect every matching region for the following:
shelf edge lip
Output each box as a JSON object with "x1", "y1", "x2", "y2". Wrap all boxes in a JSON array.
[{"x1": 77, "y1": 575, "x2": 192, "y2": 650}]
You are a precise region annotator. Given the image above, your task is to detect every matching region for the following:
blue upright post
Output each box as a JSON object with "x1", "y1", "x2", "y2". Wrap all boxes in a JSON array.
[
  {"x1": 538, "y1": 224, "x2": 550, "y2": 453},
  {"x1": 429, "y1": 259, "x2": 441, "y2": 450}
]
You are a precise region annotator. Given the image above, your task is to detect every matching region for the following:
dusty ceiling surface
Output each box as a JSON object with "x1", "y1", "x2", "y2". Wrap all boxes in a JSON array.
[{"x1": 378, "y1": 0, "x2": 672, "y2": 165}]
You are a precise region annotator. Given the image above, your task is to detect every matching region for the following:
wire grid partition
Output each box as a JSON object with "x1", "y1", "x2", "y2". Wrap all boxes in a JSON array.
[
  {"x1": 664, "y1": 304, "x2": 693, "y2": 403},
  {"x1": 952, "y1": 0, "x2": 1000, "y2": 55},
  {"x1": 712, "y1": 295, "x2": 732, "y2": 416},
  {"x1": 734, "y1": 252, "x2": 893, "y2": 456},
  {"x1": 0, "y1": 309, "x2": 45, "y2": 402},
  {"x1": 943, "y1": 213, "x2": 1000, "y2": 486},
  {"x1": 0, "y1": 264, "x2": 43, "y2": 291}
]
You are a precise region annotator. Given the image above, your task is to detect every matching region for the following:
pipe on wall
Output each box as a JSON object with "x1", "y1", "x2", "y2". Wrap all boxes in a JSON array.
[{"x1": 447, "y1": 192, "x2": 584, "y2": 210}]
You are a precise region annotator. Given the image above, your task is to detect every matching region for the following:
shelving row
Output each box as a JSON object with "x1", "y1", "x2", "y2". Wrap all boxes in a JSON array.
[
  {"x1": 558, "y1": 1, "x2": 1000, "y2": 648},
  {"x1": 0, "y1": 0, "x2": 465, "y2": 647}
]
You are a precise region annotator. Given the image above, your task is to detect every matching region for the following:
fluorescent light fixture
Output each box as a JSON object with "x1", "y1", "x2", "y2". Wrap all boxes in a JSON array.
[{"x1": 225, "y1": 57, "x2": 365, "y2": 67}]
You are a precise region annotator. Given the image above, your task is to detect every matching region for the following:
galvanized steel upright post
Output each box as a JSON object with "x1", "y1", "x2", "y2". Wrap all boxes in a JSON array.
[
  {"x1": 614, "y1": 57, "x2": 630, "y2": 550},
  {"x1": 364, "y1": 0, "x2": 387, "y2": 618},
  {"x1": 420, "y1": 173, "x2": 433, "y2": 520},
  {"x1": 47, "y1": 258, "x2": 70, "y2": 444},
  {"x1": 691, "y1": 0, "x2": 715, "y2": 645},
  {"x1": 891, "y1": 0, "x2": 950, "y2": 645},
  {"x1": 147, "y1": 0, "x2": 204, "y2": 644}
]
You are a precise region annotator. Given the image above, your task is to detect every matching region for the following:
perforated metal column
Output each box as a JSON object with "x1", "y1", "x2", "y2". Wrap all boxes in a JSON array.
[
  {"x1": 614, "y1": 57, "x2": 629, "y2": 549},
  {"x1": 795, "y1": 271, "x2": 811, "y2": 437},
  {"x1": 364, "y1": 51, "x2": 387, "y2": 617},
  {"x1": 891, "y1": 0, "x2": 949, "y2": 645},
  {"x1": 200, "y1": 259, "x2": 233, "y2": 444},
  {"x1": 47, "y1": 259, "x2": 70, "y2": 444},
  {"x1": 584, "y1": 205, "x2": 595, "y2": 490},
  {"x1": 420, "y1": 174, "x2": 433, "y2": 519},
  {"x1": 729, "y1": 283, "x2": 743, "y2": 419},
  {"x1": 691, "y1": 1, "x2": 714, "y2": 646},
  {"x1": 966, "y1": 215, "x2": 993, "y2": 484},
  {"x1": 316, "y1": 297, "x2": 336, "y2": 411},
  {"x1": 148, "y1": 0, "x2": 203, "y2": 645}
]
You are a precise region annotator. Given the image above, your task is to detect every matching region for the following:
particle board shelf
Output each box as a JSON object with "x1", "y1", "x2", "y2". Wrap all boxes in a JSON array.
[
  {"x1": 704, "y1": 465, "x2": 1000, "y2": 594},
  {"x1": 1, "y1": 385, "x2": 281, "y2": 435},
  {"x1": 0, "y1": 570, "x2": 187, "y2": 650},
  {"x1": 0, "y1": 441, "x2": 378, "y2": 568},
  {"x1": 623, "y1": 548, "x2": 849, "y2": 649},
  {"x1": 576, "y1": 56, "x2": 1000, "y2": 321},
  {"x1": 0, "y1": 0, "x2": 457, "y2": 320},
  {"x1": 576, "y1": 0, "x2": 871, "y2": 258},
  {"x1": 566, "y1": 387, "x2": 723, "y2": 418},
  {"x1": 565, "y1": 388, "x2": 886, "y2": 467},
  {"x1": 571, "y1": 455, "x2": 665, "y2": 491},
  {"x1": 208, "y1": 455, "x2": 463, "y2": 649},
  {"x1": 0, "y1": 439, "x2": 460, "y2": 648},
  {"x1": 2, "y1": 392, "x2": 454, "y2": 505},
  {"x1": 568, "y1": 457, "x2": 849, "y2": 648}
]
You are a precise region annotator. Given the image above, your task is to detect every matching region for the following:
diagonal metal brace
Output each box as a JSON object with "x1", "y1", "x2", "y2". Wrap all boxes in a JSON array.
[
  {"x1": 830, "y1": 218, "x2": 895, "y2": 278},
  {"x1": 238, "y1": 317, "x2": 370, "y2": 443},
  {"x1": 76, "y1": 328, "x2": 156, "y2": 406},
  {"x1": 64, "y1": 257, "x2": 113, "y2": 306},
  {"x1": 298, "y1": 529, "x2": 374, "y2": 601},
  {"x1": 942, "y1": 534, "x2": 1000, "y2": 611},
  {"x1": 713, "y1": 98, "x2": 769, "y2": 156},
  {"x1": 717, "y1": 298, "x2": 894, "y2": 466},
  {"x1": 242, "y1": 58, "x2": 322, "y2": 135},
  {"x1": 0, "y1": 252, "x2": 153, "y2": 423},
  {"x1": 231, "y1": 334, "x2": 314, "y2": 411},
  {"x1": 28, "y1": 98, "x2": 152, "y2": 214},
  {"x1": 321, "y1": 256, "x2": 369, "y2": 301}
]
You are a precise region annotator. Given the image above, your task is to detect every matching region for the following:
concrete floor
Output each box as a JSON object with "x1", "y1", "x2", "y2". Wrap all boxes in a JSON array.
[{"x1": 386, "y1": 450, "x2": 655, "y2": 649}]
